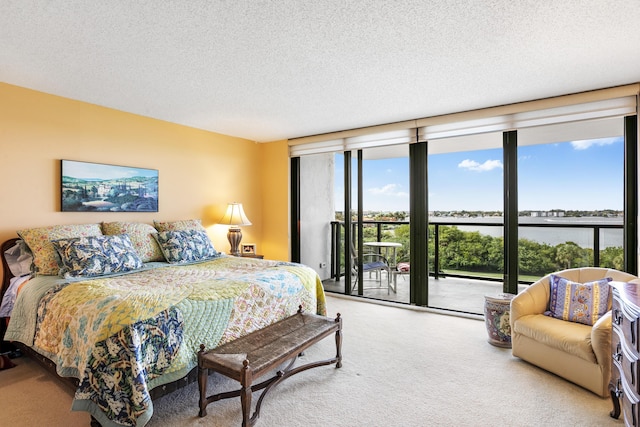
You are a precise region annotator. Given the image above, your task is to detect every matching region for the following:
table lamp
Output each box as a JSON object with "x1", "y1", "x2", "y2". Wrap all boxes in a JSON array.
[{"x1": 219, "y1": 202, "x2": 252, "y2": 255}]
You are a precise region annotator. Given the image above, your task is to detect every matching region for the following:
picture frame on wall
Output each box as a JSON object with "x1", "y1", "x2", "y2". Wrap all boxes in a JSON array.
[
  {"x1": 61, "y1": 159, "x2": 159, "y2": 212},
  {"x1": 241, "y1": 243, "x2": 256, "y2": 255}
]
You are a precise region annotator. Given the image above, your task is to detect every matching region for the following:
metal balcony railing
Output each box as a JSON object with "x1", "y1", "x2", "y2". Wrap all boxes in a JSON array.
[{"x1": 330, "y1": 219, "x2": 624, "y2": 284}]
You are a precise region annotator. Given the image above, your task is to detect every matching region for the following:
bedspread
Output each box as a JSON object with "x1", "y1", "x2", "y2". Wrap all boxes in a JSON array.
[{"x1": 6, "y1": 255, "x2": 326, "y2": 427}]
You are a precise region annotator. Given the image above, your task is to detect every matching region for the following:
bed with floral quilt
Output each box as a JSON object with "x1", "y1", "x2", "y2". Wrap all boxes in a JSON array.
[{"x1": 0, "y1": 220, "x2": 326, "y2": 427}]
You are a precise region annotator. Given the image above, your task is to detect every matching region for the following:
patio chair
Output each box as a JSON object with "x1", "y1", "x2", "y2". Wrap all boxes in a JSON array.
[
  {"x1": 391, "y1": 261, "x2": 410, "y2": 288},
  {"x1": 350, "y1": 240, "x2": 394, "y2": 293}
]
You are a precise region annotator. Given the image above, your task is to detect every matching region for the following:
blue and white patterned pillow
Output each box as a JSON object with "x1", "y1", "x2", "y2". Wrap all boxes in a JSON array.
[
  {"x1": 153, "y1": 229, "x2": 218, "y2": 263},
  {"x1": 52, "y1": 234, "x2": 144, "y2": 278},
  {"x1": 546, "y1": 275, "x2": 613, "y2": 325}
]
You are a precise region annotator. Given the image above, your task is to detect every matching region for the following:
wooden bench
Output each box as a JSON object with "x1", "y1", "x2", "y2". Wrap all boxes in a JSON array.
[{"x1": 197, "y1": 306, "x2": 342, "y2": 426}]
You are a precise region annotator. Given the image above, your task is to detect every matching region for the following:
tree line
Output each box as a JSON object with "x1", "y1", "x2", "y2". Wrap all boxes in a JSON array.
[{"x1": 360, "y1": 224, "x2": 623, "y2": 277}]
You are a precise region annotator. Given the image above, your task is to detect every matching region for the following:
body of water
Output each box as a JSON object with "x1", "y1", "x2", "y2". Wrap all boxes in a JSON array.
[{"x1": 430, "y1": 216, "x2": 623, "y2": 248}]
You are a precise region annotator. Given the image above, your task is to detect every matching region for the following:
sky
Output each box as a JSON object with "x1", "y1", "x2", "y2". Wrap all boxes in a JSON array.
[
  {"x1": 63, "y1": 160, "x2": 158, "y2": 180},
  {"x1": 334, "y1": 136, "x2": 624, "y2": 212}
]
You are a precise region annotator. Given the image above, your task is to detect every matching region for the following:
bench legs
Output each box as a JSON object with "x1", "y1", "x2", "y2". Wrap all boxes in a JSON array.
[
  {"x1": 240, "y1": 360, "x2": 253, "y2": 427},
  {"x1": 197, "y1": 350, "x2": 209, "y2": 418},
  {"x1": 197, "y1": 360, "x2": 262, "y2": 426},
  {"x1": 335, "y1": 324, "x2": 343, "y2": 369}
]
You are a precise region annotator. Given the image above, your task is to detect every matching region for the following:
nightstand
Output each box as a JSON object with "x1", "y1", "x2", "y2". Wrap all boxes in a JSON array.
[{"x1": 237, "y1": 253, "x2": 264, "y2": 259}]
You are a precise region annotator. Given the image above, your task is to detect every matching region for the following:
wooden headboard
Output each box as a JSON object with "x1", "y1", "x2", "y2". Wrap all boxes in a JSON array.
[{"x1": 1, "y1": 238, "x2": 20, "y2": 306}]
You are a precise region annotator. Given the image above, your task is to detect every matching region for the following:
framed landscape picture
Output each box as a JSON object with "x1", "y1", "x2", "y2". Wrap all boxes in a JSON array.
[{"x1": 61, "y1": 160, "x2": 158, "y2": 212}]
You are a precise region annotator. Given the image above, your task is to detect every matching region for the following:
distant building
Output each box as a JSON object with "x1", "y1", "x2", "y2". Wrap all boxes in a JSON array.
[{"x1": 530, "y1": 210, "x2": 565, "y2": 217}]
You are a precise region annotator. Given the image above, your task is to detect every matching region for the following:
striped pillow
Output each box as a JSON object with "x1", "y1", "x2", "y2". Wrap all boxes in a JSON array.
[{"x1": 546, "y1": 275, "x2": 612, "y2": 325}]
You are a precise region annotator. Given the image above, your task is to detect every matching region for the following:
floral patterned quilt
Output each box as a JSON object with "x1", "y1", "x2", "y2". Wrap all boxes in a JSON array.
[{"x1": 7, "y1": 256, "x2": 326, "y2": 427}]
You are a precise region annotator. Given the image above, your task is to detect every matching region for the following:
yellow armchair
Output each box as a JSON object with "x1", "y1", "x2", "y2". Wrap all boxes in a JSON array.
[{"x1": 510, "y1": 267, "x2": 637, "y2": 397}]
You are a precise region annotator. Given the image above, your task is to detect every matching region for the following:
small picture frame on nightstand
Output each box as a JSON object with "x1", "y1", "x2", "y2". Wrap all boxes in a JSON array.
[{"x1": 241, "y1": 243, "x2": 256, "y2": 255}]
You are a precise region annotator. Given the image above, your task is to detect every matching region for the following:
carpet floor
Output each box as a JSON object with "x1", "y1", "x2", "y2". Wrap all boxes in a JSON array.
[{"x1": 0, "y1": 294, "x2": 623, "y2": 426}]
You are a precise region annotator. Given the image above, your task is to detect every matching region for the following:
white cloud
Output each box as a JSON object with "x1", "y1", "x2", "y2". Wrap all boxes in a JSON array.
[
  {"x1": 368, "y1": 183, "x2": 408, "y2": 197},
  {"x1": 571, "y1": 137, "x2": 620, "y2": 150},
  {"x1": 458, "y1": 159, "x2": 503, "y2": 172}
]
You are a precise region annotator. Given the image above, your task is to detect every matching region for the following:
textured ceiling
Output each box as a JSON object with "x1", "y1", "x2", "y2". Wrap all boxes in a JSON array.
[{"x1": 1, "y1": 1, "x2": 640, "y2": 142}]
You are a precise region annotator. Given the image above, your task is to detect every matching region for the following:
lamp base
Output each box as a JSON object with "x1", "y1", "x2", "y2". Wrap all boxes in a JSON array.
[{"x1": 227, "y1": 226, "x2": 243, "y2": 256}]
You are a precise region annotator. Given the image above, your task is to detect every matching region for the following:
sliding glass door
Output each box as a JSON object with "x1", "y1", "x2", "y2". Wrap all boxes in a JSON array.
[
  {"x1": 517, "y1": 117, "x2": 627, "y2": 279},
  {"x1": 427, "y1": 132, "x2": 504, "y2": 313},
  {"x1": 351, "y1": 146, "x2": 410, "y2": 302}
]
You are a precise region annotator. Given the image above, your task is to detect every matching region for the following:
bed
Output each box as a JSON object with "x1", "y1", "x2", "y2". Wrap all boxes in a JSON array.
[{"x1": 0, "y1": 220, "x2": 326, "y2": 427}]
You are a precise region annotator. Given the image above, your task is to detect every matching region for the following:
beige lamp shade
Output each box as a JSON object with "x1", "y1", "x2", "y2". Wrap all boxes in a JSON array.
[
  {"x1": 219, "y1": 203, "x2": 252, "y2": 226},
  {"x1": 219, "y1": 203, "x2": 251, "y2": 255}
]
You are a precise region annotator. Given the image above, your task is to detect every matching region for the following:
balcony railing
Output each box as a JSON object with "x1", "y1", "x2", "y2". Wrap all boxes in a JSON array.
[{"x1": 330, "y1": 219, "x2": 624, "y2": 284}]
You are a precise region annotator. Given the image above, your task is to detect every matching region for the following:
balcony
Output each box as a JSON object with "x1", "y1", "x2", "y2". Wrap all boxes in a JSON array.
[{"x1": 322, "y1": 217, "x2": 624, "y2": 315}]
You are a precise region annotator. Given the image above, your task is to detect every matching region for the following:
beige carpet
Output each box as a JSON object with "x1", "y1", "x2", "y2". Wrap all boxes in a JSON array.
[{"x1": 0, "y1": 295, "x2": 623, "y2": 427}]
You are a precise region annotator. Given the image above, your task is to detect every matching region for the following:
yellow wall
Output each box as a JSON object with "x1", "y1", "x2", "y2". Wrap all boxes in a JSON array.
[
  {"x1": 260, "y1": 140, "x2": 290, "y2": 261},
  {"x1": 0, "y1": 83, "x2": 291, "y2": 284}
]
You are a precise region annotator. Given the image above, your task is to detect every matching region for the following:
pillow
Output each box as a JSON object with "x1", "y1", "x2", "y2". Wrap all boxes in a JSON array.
[
  {"x1": 102, "y1": 222, "x2": 164, "y2": 262},
  {"x1": 51, "y1": 234, "x2": 143, "y2": 278},
  {"x1": 3, "y1": 240, "x2": 33, "y2": 277},
  {"x1": 153, "y1": 219, "x2": 205, "y2": 232},
  {"x1": 0, "y1": 275, "x2": 31, "y2": 317},
  {"x1": 546, "y1": 274, "x2": 613, "y2": 326},
  {"x1": 17, "y1": 223, "x2": 103, "y2": 275},
  {"x1": 397, "y1": 262, "x2": 410, "y2": 273},
  {"x1": 153, "y1": 229, "x2": 217, "y2": 264}
]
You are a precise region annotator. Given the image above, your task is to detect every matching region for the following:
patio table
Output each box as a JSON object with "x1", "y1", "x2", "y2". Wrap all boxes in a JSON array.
[{"x1": 364, "y1": 241, "x2": 402, "y2": 268}]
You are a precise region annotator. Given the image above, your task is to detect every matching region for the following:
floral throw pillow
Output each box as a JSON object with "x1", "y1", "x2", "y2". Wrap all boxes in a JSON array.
[
  {"x1": 51, "y1": 234, "x2": 144, "y2": 278},
  {"x1": 102, "y1": 222, "x2": 164, "y2": 262},
  {"x1": 153, "y1": 219, "x2": 205, "y2": 232},
  {"x1": 153, "y1": 229, "x2": 218, "y2": 264},
  {"x1": 17, "y1": 223, "x2": 103, "y2": 275},
  {"x1": 546, "y1": 275, "x2": 613, "y2": 326}
]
